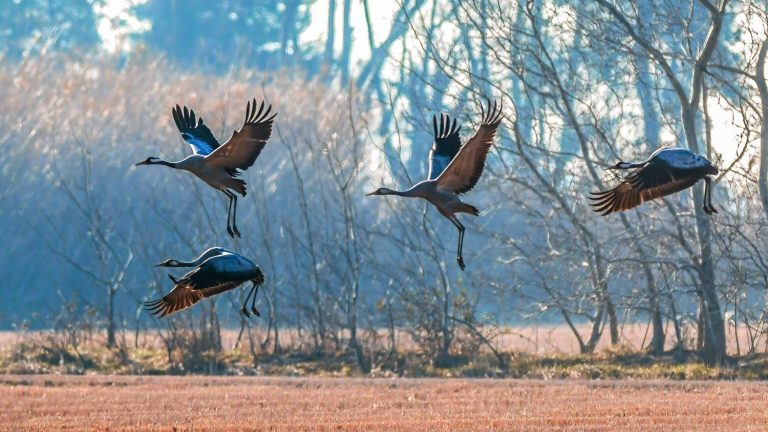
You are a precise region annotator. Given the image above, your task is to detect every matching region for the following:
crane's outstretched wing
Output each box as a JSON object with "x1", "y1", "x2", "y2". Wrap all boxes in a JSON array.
[
  {"x1": 205, "y1": 99, "x2": 276, "y2": 172},
  {"x1": 144, "y1": 280, "x2": 240, "y2": 317},
  {"x1": 428, "y1": 113, "x2": 462, "y2": 179},
  {"x1": 589, "y1": 161, "x2": 699, "y2": 215},
  {"x1": 435, "y1": 100, "x2": 503, "y2": 194},
  {"x1": 172, "y1": 105, "x2": 220, "y2": 155}
]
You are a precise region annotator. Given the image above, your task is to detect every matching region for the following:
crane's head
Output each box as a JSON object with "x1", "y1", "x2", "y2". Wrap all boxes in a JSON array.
[
  {"x1": 704, "y1": 159, "x2": 719, "y2": 175},
  {"x1": 135, "y1": 156, "x2": 160, "y2": 166},
  {"x1": 253, "y1": 267, "x2": 265, "y2": 286},
  {"x1": 155, "y1": 259, "x2": 182, "y2": 267},
  {"x1": 366, "y1": 187, "x2": 395, "y2": 196}
]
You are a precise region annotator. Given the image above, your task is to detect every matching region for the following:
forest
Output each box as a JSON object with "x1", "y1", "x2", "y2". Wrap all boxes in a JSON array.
[{"x1": 1, "y1": 0, "x2": 768, "y2": 374}]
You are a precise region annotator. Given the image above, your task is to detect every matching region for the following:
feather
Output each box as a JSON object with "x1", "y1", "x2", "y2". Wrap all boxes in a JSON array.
[{"x1": 172, "y1": 105, "x2": 220, "y2": 155}]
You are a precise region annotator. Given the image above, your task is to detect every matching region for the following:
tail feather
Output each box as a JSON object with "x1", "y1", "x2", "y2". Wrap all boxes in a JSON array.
[
  {"x1": 462, "y1": 203, "x2": 480, "y2": 216},
  {"x1": 231, "y1": 179, "x2": 247, "y2": 197}
]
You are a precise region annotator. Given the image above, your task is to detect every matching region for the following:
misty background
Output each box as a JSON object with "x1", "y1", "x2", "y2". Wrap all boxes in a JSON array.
[{"x1": 1, "y1": 0, "x2": 767, "y2": 365}]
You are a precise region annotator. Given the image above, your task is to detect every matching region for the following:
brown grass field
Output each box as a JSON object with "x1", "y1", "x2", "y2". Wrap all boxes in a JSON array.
[{"x1": 2, "y1": 375, "x2": 767, "y2": 431}]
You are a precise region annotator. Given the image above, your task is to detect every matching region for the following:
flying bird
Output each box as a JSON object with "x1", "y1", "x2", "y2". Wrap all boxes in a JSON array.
[
  {"x1": 145, "y1": 247, "x2": 265, "y2": 318},
  {"x1": 589, "y1": 147, "x2": 719, "y2": 216},
  {"x1": 367, "y1": 100, "x2": 503, "y2": 270},
  {"x1": 136, "y1": 99, "x2": 276, "y2": 238}
]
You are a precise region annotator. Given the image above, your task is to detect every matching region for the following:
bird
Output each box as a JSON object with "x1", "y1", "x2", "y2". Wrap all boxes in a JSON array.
[
  {"x1": 589, "y1": 147, "x2": 719, "y2": 216},
  {"x1": 145, "y1": 247, "x2": 265, "y2": 318},
  {"x1": 367, "y1": 100, "x2": 503, "y2": 271},
  {"x1": 135, "y1": 98, "x2": 276, "y2": 238}
]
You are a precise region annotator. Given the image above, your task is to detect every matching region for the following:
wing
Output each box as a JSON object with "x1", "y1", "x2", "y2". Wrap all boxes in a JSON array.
[
  {"x1": 589, "y1": 161, "x2": 699, "y2": 215},
  {"x1": 435, "y1": 100, "x2": 503, "y2": 194},
  {"x1": 428, "y1": 113, "x2": 462, "y2": 179},
  {"x1": 205, "y1": 98, "x2": 276, "y2": 171},
  {"x1": 172, "y1": 105, "x2": 220, "y2": 155},
  {"x1": 144, "y1": 281, "x2": 240, "y2": 318},
  {"x1": 144, "y1": 253, "x2": 261, "y2": 318}
]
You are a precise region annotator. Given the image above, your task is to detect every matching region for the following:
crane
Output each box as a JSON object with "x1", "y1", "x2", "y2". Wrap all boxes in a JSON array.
[
  {"x1": 367, "y1": 100, "x2": 503, "y2": 270},
  {"x1": 589, "y1": 147, "x2": 719, "y2": 215},
  {"x1": 136, "y1": 98, "x2": 276, "y2": 238},
  {"x1": 145, "y1": 247, "x2": 264, "y2": 318}
]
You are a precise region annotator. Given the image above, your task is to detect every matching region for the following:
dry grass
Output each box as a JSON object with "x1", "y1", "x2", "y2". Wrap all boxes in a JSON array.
[
  {"x1": 6, "y1": 326, "x2": 768, "y2": 379},
  {"x1": 1, "y1": 375, "x2": 767, "y2": 431},
  {"x1": 3, "y1": 319, "x2": 764, "y2": 356}
]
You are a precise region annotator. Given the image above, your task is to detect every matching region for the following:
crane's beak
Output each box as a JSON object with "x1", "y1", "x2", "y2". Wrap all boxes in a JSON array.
[{"x1": 135, "y1": 157, "x2": 156, "y2": 166}]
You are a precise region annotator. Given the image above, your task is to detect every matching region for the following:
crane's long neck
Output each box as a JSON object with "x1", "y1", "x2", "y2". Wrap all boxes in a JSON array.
[
  {"x1": 149, "y1": 159, "x2": 178, "y2": 168},
  {"x1": 394, "y1": 188, "x2": 421, "y2": 198},
  {"x1": 613, "y1": 161, "x2": 646, "y2": 170},
  {"x1": 167, "y1": 256, "x2": 208, "y2": 267},
  {"x1": 383, "y1": 187, "x2": 423, "y2": 198}
]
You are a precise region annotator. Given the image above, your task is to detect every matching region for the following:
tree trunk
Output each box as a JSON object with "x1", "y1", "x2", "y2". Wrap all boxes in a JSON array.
[
  {"x1": 324, "y1": 0, "x2": 336, "y2": 67},
  {"x1": 339, "y1": 0, "x2": 352, "y2": 85},
  {"x1": 754, "y1": 39, "x2": 768, "y2": 220},
  {"x1": 584, "y1": 304, "x2": 605, "y2": 354},
  {"x1": 645, "y1": 268, "x2": 665, "y2": 354},
  {"x1": 106, "y1": 286, "x2": 116, "y2": 348},
  {"x1": 681, "y1": 101, "x2": 726, "y2": 363}
]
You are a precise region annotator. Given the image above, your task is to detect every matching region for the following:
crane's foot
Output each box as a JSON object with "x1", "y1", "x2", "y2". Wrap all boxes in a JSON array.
[
  {"x1": 240, "y1": 306, "x2": 251, "y2": 318},
  {"x1": 457, "y1": 256, "x2": 466, "y2": 271},
  {"x1": 251, "y1": 306, "x2": 261, "y2": 317},
  {"x1": 227, "y1": 225, "x2": 236, "y2": 238},
  {"x1": 703, "y1": 204, "x2": 718, "y2": 215},
  {"x1": 232, "y1": 224, "x2": 241, "y2": 238}
]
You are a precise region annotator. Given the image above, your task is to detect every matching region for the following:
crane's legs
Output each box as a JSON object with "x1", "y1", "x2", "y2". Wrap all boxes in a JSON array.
[
  {"x1": 224, "y1": 190, "x2": 234, "y2": 237},
  {"x1": 250, "y1": 282, "x2": 261, "y2": 317},
  {"x1": 241, "y1": 283, "x2": 256, "y2": 318},
  {"x1": 231, "y1": 194, "x2": 240, "y2": 238},
  {"x1": 703, "y1": 176, "x2": 717, "y2": 215},
  {"x1": 223, "y1": 190, "x2": 241, "y2": 238},
  {"x1": 447, "y1": 215, "x2": 466, "y2": 271}
]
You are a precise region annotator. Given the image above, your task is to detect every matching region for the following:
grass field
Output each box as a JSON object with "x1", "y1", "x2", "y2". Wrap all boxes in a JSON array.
[{"x1": 2, "y1": 375, "x2": 767, "y2": 431}]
